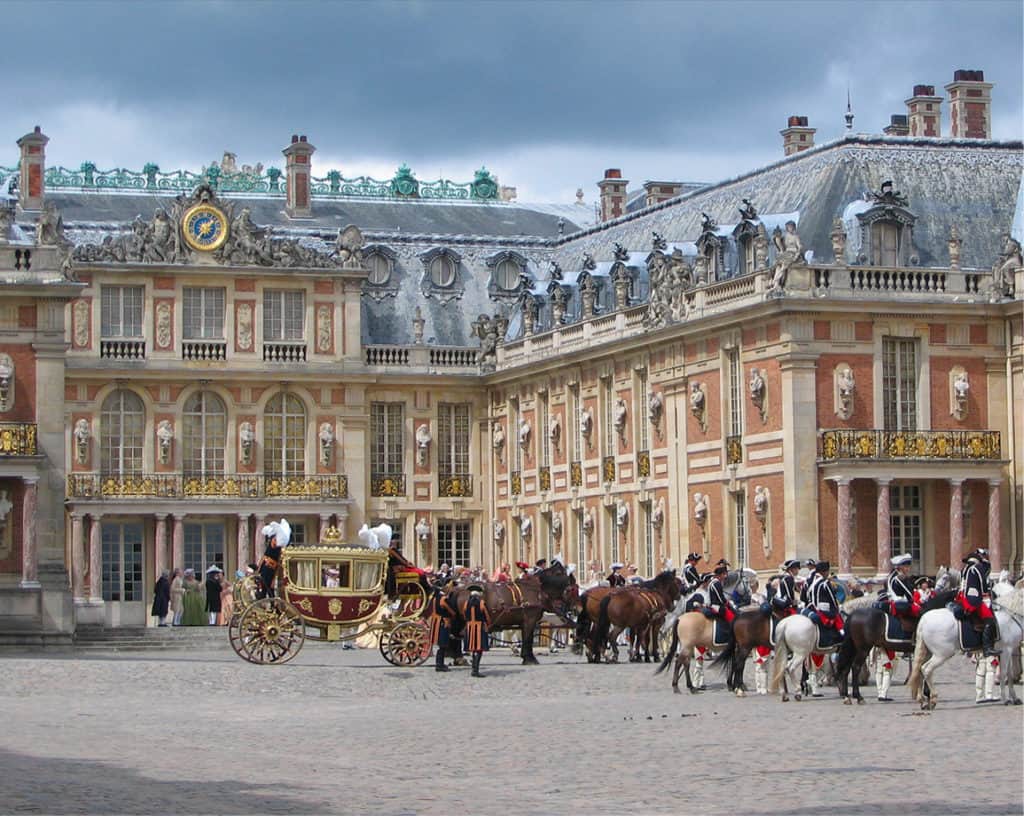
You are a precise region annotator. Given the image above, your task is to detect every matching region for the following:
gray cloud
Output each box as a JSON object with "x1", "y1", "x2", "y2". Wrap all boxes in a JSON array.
[{"x1": 5, "y1": 0, "x2": 1021, "y2": 200}]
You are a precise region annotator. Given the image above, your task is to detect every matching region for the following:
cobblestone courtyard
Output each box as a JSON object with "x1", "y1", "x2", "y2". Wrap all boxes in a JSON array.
[{"x1": 1, "y1": 643, "x2": 1021, "y2": 815}]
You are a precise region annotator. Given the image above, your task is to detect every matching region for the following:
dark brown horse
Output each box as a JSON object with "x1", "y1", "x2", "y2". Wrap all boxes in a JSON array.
[
  {"x1": 588, "y1": 571, "x2": 681, "y2": 663},
  {"x1": 446, "y1": 562, "x2": 575, "y2": 665},
  {"x1": 708, "y1": 606, "x2": 775, "y2": 695},
  {"x1": 834, "y1": 590, "x2": 956, "y2": 703}
]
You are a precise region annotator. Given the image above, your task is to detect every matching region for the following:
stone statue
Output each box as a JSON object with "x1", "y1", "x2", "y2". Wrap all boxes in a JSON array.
[
  {"x1": 579, "y1": 406, "x2": 594, "y2": 448},
  {"x1": 651, "y1": 496, "x2": 665, "y2": 530},
  {"x1": 693, "y1": 492, "x2": 708, "y2": 526},
  {"x1": 493, "y1": 519, "x2": 505, "y2": 544},
  {"x1": 73, "y1": 418, "x2": 91, "y2": 464},
  {"x1": 143, "y1": 209, "x2": 174, "y2": 262},
  {"x1": 227, "y1": 207, "x2": 274, "y2": 265},
  {"x1": 472, "y1": 314, "x2": 508, "y2": 366},
  {"x1": 953, "y1": 371, "x2": 970, "y2": 416},
  {"x1": 994, "y1": 234, "x2": 1022, "y2": 296},
  {"x1": 613, "y1": 398, "x2": 628, "y2": 440},
  {"x1": 318, "y1": 422, "x2": 334, "y2": 466},
  {"x1": 415, "y1": 423, "x2": 432, "y2": 467},
  {"x1": 837, "y1": 367, "x2": 855, "y2": 418},
  {"x1": 615, "y1": 499, "x2": 629, "y2": 530},
  {"x1": 739, "y1": 198, "x2": 758, "y2": 221},
  {"x1": 768, "y1": 221, "x2": 804, "y2": 292},
  {"x1": 749, "y1": 367, "x2": 766, "y2": 421},
  {"x1": 335, "y1": 224, "x2": 365, "y2": 269},
  {"x1": 416, "y1": 517, "x2": 431, "y2": 541},
  {"x1": 753, "y1": 486, "x2": 769, "y2": 524},
  {"x1": 492, "y1": 423, "x2": 506, "y2": 464},
  {"x1": 830, "y1": 217, "x2": 847, "y2": 264},
  {"x1": 239, "y1": 421, "x2": 255, "y2": 465},
  {"x1": 412, "y1": 306, "x2": 425, "y2": 344},
  {"x1": 520, "y1": 515, "x2": 533, "y2": 541},
  {"x1": 36, "y1": 201, "x2": 67, "y2": 247},
  {"x1": 0, "y1": 355, "x2": 12, "y2": 412},
  {"x1": 549, "y1": 412, "x2": 562, "y2": 451},
  {"x1": 645, "y1": 251, "x2": 672, "y2": 329},
  {"x1": 948, "y1": 225, "x2": 962, "y2": 269},
  {"x1": 582, "y1": 508, "x2": 594, "y2": 537},
  {"x1": 647, "y1": 391, "x2": 664, "y2": 428},
  {"x1": 689, "y1": 382, "x2": 706, "y2": 430},
  {"x1": 316, "y1": 305, "x2": 332, "y2": 353},
  {"x1": 518, "y1": 418, "x2": 532, "y2": 452},
  {"x1": 754, "y1": 222, "x2": 770, "y2": 272},
  {"x1": 157, "y1": 420, "x2": 173, "y2": 464},
  {"x1": 551, "y1": 512, "x2": 563, "y2": 540}
]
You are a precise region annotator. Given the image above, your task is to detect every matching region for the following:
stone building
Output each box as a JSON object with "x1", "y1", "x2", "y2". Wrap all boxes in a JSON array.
[{"x1": 0, "y1": 68, "x2": 1021, "y2": 635}]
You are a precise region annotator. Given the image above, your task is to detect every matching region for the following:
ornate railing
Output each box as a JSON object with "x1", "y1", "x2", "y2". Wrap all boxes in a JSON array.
[
  {"x1": 263, "y1": 341, "x2": 307, "y2": 363},
  {"x1": 67, "y1": 473, "x2": 349, "y2": 500},
  {"x1": 819, "y1": 429, "x2": 1002, "y2": 461},
  {"x1": 370, "y1": 474, "x2": 405, "y2": 497},
  {"x1": 100, "y1": 338, "x2": 145, "y2": 360},
  {"x1": 602, "y1": 456, "x2": 616, "y2": 483},
  {"x1": 570, "y1": 461, "x2": 583, "y2": 487},
  {"x1": 726, "y1": 435, "x2": 743, "y2": 465},
  {"x1": 439, "y1": 474, "x2": 473, "y2": 498},
  {"x1": 510, "y1": 471, "x2": 522, "y2": 496},
  {"x1": 182, "y1": 340, "x2": 227, "y2": 361},
  {"x1": 0, "y1": 422, "x2": 38, "y2": 456},
  {"x1": 636, "y1": 450, "x2": 651, "y2": 479},
  {"x1": 364, "y1": 345, "x2": 480, "y2": 371},
  {"x1": 38, "y1": 161, "x2": 499, "y2": 201}
]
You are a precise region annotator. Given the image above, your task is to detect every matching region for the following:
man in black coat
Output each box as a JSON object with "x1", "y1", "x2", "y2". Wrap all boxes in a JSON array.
[
  {"x1": 205, "y1": 566, "x2": 223, "y2": 625},
  {"x1": 151, "y1": 570, "x2": 171, "y2": 627}
]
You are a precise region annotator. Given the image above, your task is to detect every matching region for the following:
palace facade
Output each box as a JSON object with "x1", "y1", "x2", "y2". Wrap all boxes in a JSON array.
[{"x1": 1, "y1": 68, "x2": 1021, "y2": 637}]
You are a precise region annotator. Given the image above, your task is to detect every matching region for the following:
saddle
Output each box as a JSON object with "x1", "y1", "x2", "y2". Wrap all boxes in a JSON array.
[
  {"x1": 813, "y1": 622, "x2": 844, "y2": 651},
  {"x1": 884, "y1": 613, "x2": 915, "y2": 644},
  {"x1": 711, "y1": 618, "x2": 732, "y2": 648},
  {"x1": 958, "y1": 619, "x2": 984, "y2": 652}
]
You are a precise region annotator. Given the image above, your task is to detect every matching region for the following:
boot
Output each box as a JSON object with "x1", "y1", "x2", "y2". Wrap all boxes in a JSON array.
[
  {"x1": 985, "y1": 657, "x2": 998, "y2": 701},
  {"x1": 809, "y1": 669, "x2": 823, "y2": 697},
  {"x1": 975, "y1": 657, "x2": 988, "y2": 703},
  {"x1": 982, "y1": 620, "x2": 999, "y2": 657},
  {"x1": 435, "y1": 648, "x2": 449, "y2": 672},
  {"x1": 471, "y1": 652, "x2": 483, "y2": 677},
  {"x1": 877, "y1": 667, "x2": 892, "y2": 701},
  {"x1": 691, "y1": 656, "x2": 705, "y2": 691},
  {"x1": 754, "y1": 661, "x2": 768, "y2": 695}
]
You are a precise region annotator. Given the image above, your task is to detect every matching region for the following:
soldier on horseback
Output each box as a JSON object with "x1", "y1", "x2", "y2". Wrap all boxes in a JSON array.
[
  {"x1": 608, "y1": 562, "x2": 627, "y2": 588},
  {"x1": 810, "y1": 561, "x2": 844, "y2": 637},
  {"x1": 704, "y1": 564, "x2": 736, "y2": 624},
  {"x1": 887, "y1": 553, "x2": 920, "y2": 617},
  {"x1": 682, "y1": 553, "x2": 702, "y2": 591},
  {"x1": 771, "y1": 559, "x2": 800, "y2": 616},
  {"x1": 956, "y1": 549, "x2": 999, "y2": 656},
  {"x1": 799, "y1": 559, "x2": 818, "y2": 607}
]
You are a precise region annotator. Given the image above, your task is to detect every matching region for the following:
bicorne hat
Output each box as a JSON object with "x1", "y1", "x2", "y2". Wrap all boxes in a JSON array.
[
  {"x1": 891, "y1": 553, "x2": 913, "y2": 567},
  {"x1": 782, "y1": 559, "x2": 800, "y2": 571},
  {"x1": 686, "y1": 552, "x2": 702, "y2": 562}
]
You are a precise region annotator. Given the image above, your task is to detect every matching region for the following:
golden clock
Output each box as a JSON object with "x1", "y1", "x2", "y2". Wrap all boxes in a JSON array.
[{"x1": 181, "y1": 203, "x2": 229, "y2": 252}]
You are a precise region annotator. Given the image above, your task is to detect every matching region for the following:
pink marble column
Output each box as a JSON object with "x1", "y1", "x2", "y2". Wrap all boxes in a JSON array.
[
  {"x1": 154, "y1": 514, "x2": 168, "y2": 580},
  {"x1": 237, "y1": 514, "x2": 250, "y2": 571},
  {"x1": 836, "y1": 477, "x2": 853, "y2": 578},
  {"x1": 71, "y1": 513, "x2": 86, "y2": 602},
  {"x1": 949, "y1": 479, "x2": 964, "y2": 569},
  {"x1": 172, "y1": 515, "x2": 185, "y2": 572},
  {"x1": 19, "y1": 477, "x2": 39, "y2": 588},
  {"x1": 875, "y1": 477, "x2": 891, "y2": 577},
  {"x1": 254, "y1": 516, "x2": 268, "y2": 557},
  {"x1": 319, "y1": 514, "x2": 332, "y2": 544},
  {"x1": 88, "y1": 514, "x2": 103, "y2": 603},
  {"x1": 988, "y1": 479, "x2": 1002, "y2": 571}
]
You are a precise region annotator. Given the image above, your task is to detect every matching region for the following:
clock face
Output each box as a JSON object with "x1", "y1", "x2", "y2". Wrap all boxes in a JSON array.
[{"x1": 182, "y1": 203, "x2": 228, "y2": 252}]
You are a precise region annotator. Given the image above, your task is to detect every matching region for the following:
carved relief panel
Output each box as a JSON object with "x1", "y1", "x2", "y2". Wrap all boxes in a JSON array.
[
  {"x1": 71, "y1": 298, "x2": 92, "y2": 350},
  {"x1": 235, "y1": 301, "x2": 254, "y2": 352},
  {"x1": 154, "y1": 299, "x2": 174, "y2": 352}
]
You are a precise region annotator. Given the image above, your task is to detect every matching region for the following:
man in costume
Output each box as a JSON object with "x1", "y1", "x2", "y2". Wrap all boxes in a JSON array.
[
  {"x1": 682, "y1": 552, "x2": 702, "y2": 591},
  {"x1": 461, "y1": 583, "x2": 492, "y2": 677},
  {"x1": 886, "y1": 553, "x2": 920, "y2": 617},
  {"x1": 772, "y1": 559, "x2": 800, "y2": 616},
  {"x1": 704, "y1": 564, "x2": 736, "y2": 624},
  {"x1": 429, "y1": 584, "x2": 457, "y2": 672},
  {"x1": 607, "y1": 562, "x2": 626, "y2": 587},
  {"x1": 957, "y1": 549, "x2": 999, "y2": 657},
  {"x1": 257, "y1": 519, "x2": 291, "y2": 598}
]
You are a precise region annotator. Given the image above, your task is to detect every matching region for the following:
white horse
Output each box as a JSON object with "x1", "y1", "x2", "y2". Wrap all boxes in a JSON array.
[
  {"x1": 768, "y1": 614, "x2": 842, "y2": 702},
  {"x1": 909, "y1": 586, "x2": 1024, "y2": 709}
]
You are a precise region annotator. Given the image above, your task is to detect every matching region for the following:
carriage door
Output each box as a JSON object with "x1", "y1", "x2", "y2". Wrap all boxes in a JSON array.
[
  {"x1": 101, "y1": 522, "x2": 144, "y2": 627},
  {"x1": 184, "y1": 522, "x2": 226, "y2": 576}
]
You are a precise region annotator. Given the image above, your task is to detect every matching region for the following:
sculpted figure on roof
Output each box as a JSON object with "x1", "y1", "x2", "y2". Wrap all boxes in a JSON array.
[
  {"x1": 768, "y1": 220, "x2": 804, "y2": 292},
  {"x1": 994, "y1": 234, "x2": 1022, "y2": 296}
]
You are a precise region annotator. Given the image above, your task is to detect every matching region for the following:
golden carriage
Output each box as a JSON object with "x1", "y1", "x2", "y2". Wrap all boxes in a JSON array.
[{"x1": 229, "y1": 526, "x2": 431, "y2": 666}]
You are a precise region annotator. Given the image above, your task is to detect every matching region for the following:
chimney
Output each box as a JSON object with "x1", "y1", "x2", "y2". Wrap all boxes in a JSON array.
[
  {"x1": 16, "y1": 125, "x2": 48, "y2": 211},
  {"x1": 905, "y1": 85, "x2": 942, "y2": 137},
  {"x1": 598, "y1": 168, "x2": 628, "y2": 222},
  {"x1": 945, "y1": 69, "x2": 993, "y2": 139},
  {"x1": 643, "y1": 181, "x2": 684, "y2": 208},
  {"x1": 883, "y1": 114, "x2": 910, "y2": 136},
  {"x1": 282, "y1": 134, "x2": 315, "y2": 218},
  {"x1": 780, "y1": 116, "x2": 815, "y2": 156}
]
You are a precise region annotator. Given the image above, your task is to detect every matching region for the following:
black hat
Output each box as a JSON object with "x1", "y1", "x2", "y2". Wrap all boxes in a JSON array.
[
  {"x1": 467, "y1": 583, "x2": 485, "y2": 593},
  {"x1": 699, "y1": 572, "x2": 713, "y2": 583},
  {"x1": 535, "y1": 558, "x2": 547, "y2": 567},
  {"x1": 815, "y1": 560, "x2": 830, "y2": 573},
  {"x1": 714, "y1": 564, "x2": 729, "y2": 576},
  {"x1": 914, "y1": 576, "x2": 932, "y2": 588},
  {"x1": 804, "y1": 559, "x2": 817, "y2": 568},
  {"x1": 686, "y1": 552, "x2": 702, "y2": 562},
  {"x1": 716, "y1": 558, "x2": 731, "y2": 567},
  {"x1": 783, "y1": 559, "x2": 800, "y2": 571}
]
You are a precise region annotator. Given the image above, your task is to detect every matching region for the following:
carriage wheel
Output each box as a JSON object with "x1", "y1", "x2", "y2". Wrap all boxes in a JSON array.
[
  {"x1": 379, "y1": 620, "x2": 431, "y2": 666},
  {"x1": 232, "y1": 575, "x2": 262, "y2": 617},
  {"x1": 228, "y1": 613, "x2": 250, "y2": 662},
  {"x1": 236, "y1": 598, "x2": 306, "y2": 665}
]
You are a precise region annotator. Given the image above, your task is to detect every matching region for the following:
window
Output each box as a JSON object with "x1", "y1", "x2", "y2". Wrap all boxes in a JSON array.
[
  {"x1": 890, "y1": 484, "x2": 922, "y2": 571},
  {"x1": 602, "y1": 377, "x2": 615, "y2": 457},
  {"x1": 263, "y1": 290, "x2": 305, "y2": 341},
  {"x1": 576, "y1": 508, "x2": 586, "y2": 571},
  {"x1": 182, "y1": 391, "x2": 226, "y2": 477},
  {"x1": 371, "y1": 403, "x2": 404, "y2": 476},
  {"x1": 495, "y1": 258, "x2": 520, "y2": 290},
  {"x1": 871, "y1": 222, "x2": 900, "y2": 267},
  {"x1": 735, "y1": 490, "x2": 747, "y2": 568},
  {"x1": 101, "y1": 522, "x2": 143, "y2": 602},
  {"x1": 438, "y1": 403, "x2": 470, "y2": 479},
  {"x1": 883, "y1": 337, "x2": 918, "y2": 431},
  {"x1": 437, "y1": 521, "x2": 470, "y2": 568},
  {"x1": 290, "y1": 523, "x2": 307, "y2": 546},
  {"x1": 183, "y1": 522, "x2": 225, "y2": 578},
  {"x1": 101, "y1": 286, "x2": 144, "y2": 338},
  {"x1": 642, "y1": 500, "x2": 654, "y2": 578},
  {"x1": 264, "y1": 393, "x2": 306, "y2": 476},
  {"x1": 101, "y1": 390, "x2": 144, "y2": 474},
  {"x1": 430, "y1": 255, "x2": 456, "y2": 287},
  {"x1": 183, "y1": 288, "x2": 225, "y2": 339},
  {"x1": 542, "y1": 512, "x2": 554, "y2": 562},
  {"x1": 608, "y1": 506, "x2": 619, "y2": 564},
  {"x1": 738, "y1": 236, "x2": 755, "y2": 276},
  {"x1": 727, "y1": 349, "x2": 742, "y2": 437},
  {"x1": 366, "y1": 253, "x2": 392, "y2": 286},
  {"x1": 510, "y1": 398, "x2": 521, "y2": 471},
  {"x1": 539, "y1": 392, "x2": 550, "y2": 468},
  {"x1": 637, "y1": 368, "x2": 649, "y2": 451},
  {"x1": 570, "y1": 383, "x2": 582, "y2": 461}
]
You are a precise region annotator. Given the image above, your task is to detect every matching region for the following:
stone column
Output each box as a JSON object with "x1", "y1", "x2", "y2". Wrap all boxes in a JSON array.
[
  {"x1": 88, "y1": 514, "x2": 103, "y2": 603},
  {"x1": 71, "y1": 512, "x2": 86, "y2": 602},
  {"x1": 172, "y1": 515, "x2": 185, "y2": 572},
  {"x1": 237, "y1": 514, "x2": 250, "y2": 571},
  {"x1": 154, "y1": 514, "x2": 168, "y2": 580},
  {"x1": 836, "y1": 477, "x2": 853, "y2": 579},
  {"x1": 319, "y1": 514, "x2": 332, "y2": 544},
  {"x1": 875, "y1": 477, "x2": 892, "y2": 578},
  {"x1": 254, "y1": 516, "x2": 268, "y2": 557},
  {"x1": 949, "y1": 479, "x2": 964, "y2": 568},
  {"x1": 988, "y1": 479, "x2": 1002, "y2": 571},
  {"x1": 20, "y1": 477, "x2": 40, "y2": 588}
]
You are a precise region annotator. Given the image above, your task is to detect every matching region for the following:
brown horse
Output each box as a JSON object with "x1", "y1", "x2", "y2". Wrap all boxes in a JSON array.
[
  {"x1": 656, "y1": 611, "x2": 729, "y2": 693},
  {"x1": 446, "y1": 562, "x2": 575, "y2": 665},
  {"x1": 708, "y1": 606, "x2": 775, "y2": 695},
  {"x1": 588, "y1": 571, "x2": 681, "y2": 663}
]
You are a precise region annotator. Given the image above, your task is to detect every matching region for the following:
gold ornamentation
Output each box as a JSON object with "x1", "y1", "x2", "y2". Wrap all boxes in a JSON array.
[
  {"x1": 602, "y1": 456, "x2": 616, "y2": 484},
  {"x1": 328, "y1": 598, "x2": 343, "y2": 618},
  {"x1": 538, "y1": 466, "x2": 551, "y2": 492},
  {"x1": 294, "y1": 598, "x2": 313, "y2": 614},
  {"x1": 819, "y1": 429, "x2": 1001, "y2": 461},
  {"x1": 371, "y1": 474, "x2": 405, "y2": 497},
  {"x1": 439, "y1": 474, "x2": 472, "y2": 498},
  {"x1": 510, "y1": 471, "x2": 522, "y2": 496},
  {"x1": 570, "y1": 461, "x2": 582, "y2": 487},
  {"x1": 636, "y1": 450, "x2": 651, "y2": 479},
  {"x1": 181, "y1": 202, "x2": 229, "y2": 252},
  {"x1": 726, "y1": 435, "x2": 743, "y2": 465},
  {"x1": 357, "y1": 598, "x2": 373, "y2": 615},
  {"x1": 0, "y1": 422, "x2": 37, "y2": 456}
]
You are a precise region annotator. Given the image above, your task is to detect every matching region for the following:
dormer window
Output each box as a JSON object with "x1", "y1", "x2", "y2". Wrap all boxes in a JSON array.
[
  {"x1": 854, "y1": 181, "x2": 919, "y2": 267},
  {"x1": 495, "y1": 258, "x2": 520, "y2": 290},
  {"x1": 419, "y1": 247, "x2": 464, "y2": 304},
  {"x1": 871, "y1": 221, "x2": 901, "y2": 267},
  {"x1": 366, "y1": 252, "x2": 392, "y2": 285},
  {"x1": 430, "y1": 255, "x2": 456, "y2": 287}
]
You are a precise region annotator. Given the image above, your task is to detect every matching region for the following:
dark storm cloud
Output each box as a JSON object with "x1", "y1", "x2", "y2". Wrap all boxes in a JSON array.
[{"x1": 3, "y1": 0, "x2": 1022, "y2": 199}]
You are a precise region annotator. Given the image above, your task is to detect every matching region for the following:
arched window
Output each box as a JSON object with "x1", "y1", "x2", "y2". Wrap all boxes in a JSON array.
[
  {"x1": 430, "y1": 255, "x2": 456, "y2": 287},
  {"x1": 182, "y1": 391, "x2": 227, "y2": 477},
  {"x1": 101, "y1": 390, "x2": 145, "y2": 475},
  {"x1": 366, "y1": 253, "x2": 392, "y2": 285},
  {"x1": 264, "y1": 393, "x2": 306, "y2": 476},
  {"x1": 495, "y1": 258, "x2": 520, "y2": 290}
]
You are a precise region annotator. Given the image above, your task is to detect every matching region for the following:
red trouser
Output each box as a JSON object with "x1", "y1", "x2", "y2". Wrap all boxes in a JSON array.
[
  {"x1": 817, "y1": 611, "x2": 843, "y2": 630},
  {"x1": 957, "y1": 592, "x2": 994, "y2": 620}
]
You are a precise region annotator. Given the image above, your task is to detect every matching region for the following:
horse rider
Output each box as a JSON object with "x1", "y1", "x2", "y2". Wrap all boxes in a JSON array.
[
  {"x1": 683, "y1": 553, "x2": 702, "y2": 591},
  {"x1": 460, "y1": 583, "x2": 492, "y2": 677},
  {"x1": 256, "y1": 518, "x2": 291, "y2": 599},
  {"x1": 686, "y1": 572, "x2": 713, "y2": 612},
  {"x1": 608, "y1": 562, "x2": 627, "y2": 588},
  {"x1": 886, "y1": 553, "x2": 921, "y2": 618},
  {"x1": 799, "y1": 558, "x2": 818, "y2": 607},
  {"x1": 531, "y1": 558, "x2": 548, "y2": 575},
  {"x1": 810, "y1": 561, "x2": 844, "y2": 637},
  {"x1": 704, "y1": 564, "x2": 737, "y2": 624},
  {"x1": 913, "y1": 576, "x2": 934, "y2": 605},
  {"x1": 771, "y1": 559, "x2": 801, "y2": 617},
  {"x1": 956, "y1": 549, "x2": 999, "y2": 657},
  {"x1": 429, "y1": 584, "x2": 458, "y2": 672}
]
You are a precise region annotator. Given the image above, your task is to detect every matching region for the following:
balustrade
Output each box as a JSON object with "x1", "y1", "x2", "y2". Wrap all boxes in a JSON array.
[
  {"x1": 182, "y1": 340, "x2": 227, "y2": 361},
  {"x1": 67, "y1": 472, "x2": 349, "y2": 500},
  {"x1": 100, "y1": 339, "x2": 146, "y2": 360},
  {"x1": 263, "y1": 342, "x2": 307, "y2": 363},
  {"x1": 819, "y1": 428, "x2": 1001, "y2": 461}
]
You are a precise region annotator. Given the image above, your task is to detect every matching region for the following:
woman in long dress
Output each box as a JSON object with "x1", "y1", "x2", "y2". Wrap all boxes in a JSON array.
[
  {"x1": 218, "y1": 575, "x2": 234, "y2": 625},
  {"x1": 169, "y1": 568, "x2": 184, "y2": 626},
  {"x1": 181, "y1": 569, "x2": 207, "y2": 626}
]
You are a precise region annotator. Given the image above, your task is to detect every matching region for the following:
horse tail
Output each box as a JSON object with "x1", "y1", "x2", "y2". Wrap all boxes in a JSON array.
[
  {"x1": 908, "y1": 630, "x2": 929, "y2": 700},
  {"x1": 592, "y1": 593, "x2": 614, "y2": 657},
  {"x1": 709, "y1": 638, "x2": 736, "y2": 673},
  {"x1": 833, "y1": 631, "x2": 856, "y2": 684},
  {"x1": 575, "y1": 600, "x2": 591, "y2": 645},
  {"x1": 769, "y1": 627, "x2": 789, "y2": 693},
  {"x1": 655, "y1": 618, "x2": 679, "y2": 675}
]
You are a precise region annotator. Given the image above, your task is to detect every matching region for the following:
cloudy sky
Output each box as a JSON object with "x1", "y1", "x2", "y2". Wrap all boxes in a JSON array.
[{"x1": 5, "y1": 0, "x2": 1022, "y2": 203}]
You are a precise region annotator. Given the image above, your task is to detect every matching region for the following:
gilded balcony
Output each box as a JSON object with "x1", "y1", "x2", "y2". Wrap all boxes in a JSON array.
[
  {"x1": 0, "y1": 422, "x2": 38, "y2": 456},
  {"x1": 510, "y1": 471, "x2": 522, "y2": 496},
  {"x1": 439, "y1": 474, "x2": 472, "y2": 498},
  {"x1": 602, "y1": 456, "x2": 616, "y2": 483},
  {"x1": 819, "y1": 429, "x2": 1001, "y2": 462},
  {"x1": 538, "y1": 466, "x2": 551, "y2": 492},
  {"x1": 726, "y1": 435, "x2": 743, "y2": 465},
  {"x1": 637, "y1": 450, "x2": 651, "y2": 479},
  {"x1": 371, "y1": 473, "x2": 406, "y2": 497},
  {"x1": 570, "y1": 461, "x2": 582, "y2": 487},
  {"x1": 67, "y1": 472, "x2": 349, "y2": 500}
]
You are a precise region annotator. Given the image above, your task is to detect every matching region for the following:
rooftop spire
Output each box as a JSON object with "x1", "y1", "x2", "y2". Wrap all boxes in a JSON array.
[{"x1": 844, "y1": 87, "x2": 854, "y2": 132}]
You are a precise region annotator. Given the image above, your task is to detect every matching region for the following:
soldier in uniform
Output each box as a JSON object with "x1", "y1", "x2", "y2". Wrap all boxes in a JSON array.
[
  {"x1": 461, "y1": 583, "x2": 492, "y2": 677},
  {"x1": 256, "y1": 519, "x2": 291, "y2": 599},
  {"x1": 607, "y1": 562, "x2": 626, "y2": 587},
  {"x1": 429, "y1": 584, "x2": 457, "y2": 672},
  {"x1": 704, "y1": 564, "x2": 736, "y2": 624},
  {"x1": 803, "y1": 560, "x2": 841, "y2": 697},
  {"x1": 682, "y1": 552, "x2": 702, "y2": 591},
  {"x1": 913, "y1": 576, "x2": 934, "y2": 606},
  {"x1": 957, "y1": 549, "x2": 999, "y2": 657},
  {"x1": 771, "y1": 559, "x2": 800, "y2": 616},
  {"x1": 886, "y1": 553, "x2": 920, "y2": 617}
]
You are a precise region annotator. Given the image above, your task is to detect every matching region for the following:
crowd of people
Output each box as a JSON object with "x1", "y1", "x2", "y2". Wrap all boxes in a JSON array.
[{"x1": 150, "y1": 564, "x2": 239, "y2": 627}]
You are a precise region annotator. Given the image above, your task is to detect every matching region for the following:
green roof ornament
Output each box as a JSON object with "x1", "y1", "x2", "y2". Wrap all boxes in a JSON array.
[
  {"x1": 471, "y1": 166, "x2": 498, "y2": 200},
  {"x1": 327, "y1": 169, "x2": 342, "y2": 193},
  {"x1": 391, "y1": 164, "x2": 419, "y2": 198},
  {"x1": 143, "y1": 163, "x2": 159, "y2": 188},
  {"x1": 267, "y1": 166, "x2": 282, "y2": 192},
  {"x1": 204, "y1": 165, "x2": 221, "y2": 189},
  {"x1": 80, "y1": 161, "x2": 96, "y2": 187}
]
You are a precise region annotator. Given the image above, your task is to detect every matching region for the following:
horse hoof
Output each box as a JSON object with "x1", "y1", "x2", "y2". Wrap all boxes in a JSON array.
[
  {"x1": 673, "y1": 687, "x2": 681, "y2": 695},
  {"x1": 856, "y1": 698, "x2": 865, "y2": 706},
  {"x1": 794, "y1": 694, "x2": 802, "y2": 702},
  {"x1": 735, "y1": 689, "x2": 745, "y2": 698},
  {"x1": 781, "y1": 695, "x2": 788, "y2": 703},
  {"x1": 843, "y1": 697, "x2": 852, "y2": 706}
]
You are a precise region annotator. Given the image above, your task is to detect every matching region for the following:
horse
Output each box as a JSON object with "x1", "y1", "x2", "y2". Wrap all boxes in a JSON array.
[
  {"x1": 655, "y1": 610, "x2": 732, "y2": 693},
  {"x1": 908, "y1": 586, "x2": 1024, "y2": 709},
  {"x1": 768, "y1": 614, "x2": 844, "y2": 701},
  {"x1": 588, "y1": 571, "x2": 681, "y2": 663},
  {"x1": 446, "y1": 561, "x2": 575, "y2": 665},
  {"x1": 708, "y1": 605, "x2": 775, "y2": 696}
]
